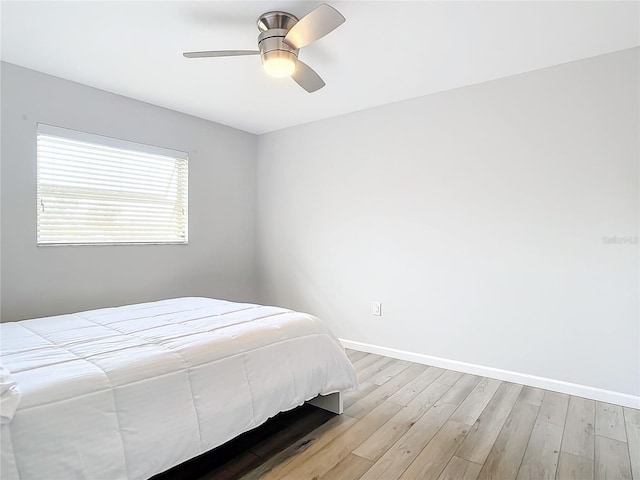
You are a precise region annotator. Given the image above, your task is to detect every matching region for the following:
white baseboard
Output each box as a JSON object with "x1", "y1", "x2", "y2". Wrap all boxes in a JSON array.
[{"x1": 340, "y1": 339, "x2": 640, "y2": 409}]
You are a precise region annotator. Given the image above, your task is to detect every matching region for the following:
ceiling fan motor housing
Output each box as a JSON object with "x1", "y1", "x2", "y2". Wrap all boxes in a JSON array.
[{"x1": 257, "y1": 12, "x2": 299, "y2": 67}]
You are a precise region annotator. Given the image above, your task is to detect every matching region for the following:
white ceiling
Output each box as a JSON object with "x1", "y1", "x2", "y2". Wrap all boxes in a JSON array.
[{"x1": 1, "y1": 1, "x2": 638, "y2": 134}]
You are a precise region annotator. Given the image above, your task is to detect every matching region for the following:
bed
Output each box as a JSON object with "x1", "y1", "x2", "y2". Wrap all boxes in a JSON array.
[{"x1": 0, "y1": 297, "x2": 357, "y2": 480}]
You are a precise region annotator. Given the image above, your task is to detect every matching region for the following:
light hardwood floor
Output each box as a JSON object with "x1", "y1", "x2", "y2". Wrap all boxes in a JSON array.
[{"x1": 158, "y1": 349, "x2": 639, "y2": 480}]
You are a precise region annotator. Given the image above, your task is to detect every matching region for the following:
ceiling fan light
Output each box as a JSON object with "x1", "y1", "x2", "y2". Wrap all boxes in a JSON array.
[{"x1": 262, "y1": 51, "x2": 297, "y2": 78}]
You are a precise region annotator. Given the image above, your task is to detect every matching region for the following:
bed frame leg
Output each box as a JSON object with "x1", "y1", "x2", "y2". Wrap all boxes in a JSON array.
[{"x1": 308, "y1": 392, "x2": 343, "y2": 414}]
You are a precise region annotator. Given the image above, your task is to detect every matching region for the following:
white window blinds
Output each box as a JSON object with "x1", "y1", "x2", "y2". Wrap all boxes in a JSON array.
[{"x1": 37, "y1": 124, "x2": 188, "y2": 245}]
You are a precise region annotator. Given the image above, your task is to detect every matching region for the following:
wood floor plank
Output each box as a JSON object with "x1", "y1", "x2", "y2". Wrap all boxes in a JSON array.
[
  {"x1": 562, "y1": 396, "x2": 596, "y2": 460},
  {"x1": 199, "y1": 452, "x2": 263, "y2": 480},
  {"x1": 344, "y1": 363, "x2": 427, "y2": 419},
  {"x1": 456, "y1": 382, "x2": 523, "y2": 465},
  {"x1": 353, "y1": 353, "x2": 385, "y2": 371},
  {"x1": 595, "y1": 436, "x2": 632, "y2": 480},
  {"x1": 360, "y1": 402, "x2": 458, "y2": 480},
  {"x1": 343, "y1": 382, "x2": 379, "y2": 409},
  {"x1": 556, "y1": 452, "x2": 594, "y2": 480},
  {"x1": 346, "y1": 349, "x2": 370, "y2": 363},
  {"x1": 318, "y1": 453, "x2": 373, "y2": 480},
  {"x1": 369, "y1": 359, "x2": 412, "y2": 386},
  {"x1": 399, "y1": 420, "x2": 470, "y2": 480},
  {"x1": 239, "y1": 414, "x2": 357, "y2": 480},
  {"x1": 538, "y1": 391, "x2": 569, "y2": 427},
  {"x1": 596, "y1": 402, "x2": 627, "y2": 443},
  {"x1": 357, "y1": 356, "x2": 396, "y2": 383},
  {"x1": 623, "y1": 407, "x2": 640, "y2": 425},
  {"x1": 520, "y1": 386, "x2": 546, "y2": 406},
  {"x1": 354, "y1": 381, "x2": 452, "y2": 461},
  {"x1": 515, "y1": 419, "x2": 563, "y2": 480},
  {"x1": 625, "y1": 421, "x2": 640, "y2": 480},
  {"x1": 437, "y1": 369, "x2": 465, "y2": 386},
  {"x1": 387, "y1": 366, "x2": 446, "y2": 406},
  {"x1": 248, "y1": 407, "x2": 331, "y2": 458},
  {"x1": 437, "y1": 374, "x2": 482, "y2": 406},
  {"x1": 450, "y1": 377, "x2": 502, "y2": 426},
  {"x1": 437, "y1": 456, "x2": 482, "y2": 480},
  {"x1": 275, "y1": 401, "x2": 402, "y2": 480},
  {"x1": 476, "y1": 397, "x2": 539, "y2": 480}
]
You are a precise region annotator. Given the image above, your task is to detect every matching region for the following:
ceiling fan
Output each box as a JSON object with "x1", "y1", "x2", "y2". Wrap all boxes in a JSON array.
[{"x1": 183, "y1": 4, "x2": 345, "y2": 93}]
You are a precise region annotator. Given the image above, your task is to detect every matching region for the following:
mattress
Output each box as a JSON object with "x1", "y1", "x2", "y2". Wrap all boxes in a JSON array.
[{"x1": 0, "y1": 297, "x2": 357, "y2": 479}]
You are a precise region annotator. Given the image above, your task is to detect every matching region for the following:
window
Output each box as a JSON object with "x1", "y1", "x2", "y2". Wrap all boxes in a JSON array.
[{"x1": 37, "y1": 124, "x2": 188, "y2": 245}]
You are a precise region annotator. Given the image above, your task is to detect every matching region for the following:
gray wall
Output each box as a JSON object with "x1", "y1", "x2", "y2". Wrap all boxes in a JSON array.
[
  {"x1": 2, "y1": 49, "x2": 638, "y2": 398},
  {"x1": 1, "y1": 62, "x2": 258, "y2": 321},
  {"x1": 257, "y1": 49, "x2": 640, "y2": 396}
]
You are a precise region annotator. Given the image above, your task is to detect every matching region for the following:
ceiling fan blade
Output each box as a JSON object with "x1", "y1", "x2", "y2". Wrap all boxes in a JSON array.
[
  {"x1": 183, "y1": 50, "x2": 259, "y2": 58},
  {"x1": 292, "y1": 60, "x2": 325, "y2": 93},
  {"x1": 284, "y1": 4, "x2": 345, "y2": 49}
]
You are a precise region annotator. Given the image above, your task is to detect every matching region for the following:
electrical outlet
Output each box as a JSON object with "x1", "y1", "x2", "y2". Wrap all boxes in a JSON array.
[{"x1": 372, "y1": 302, "x2": 382, "y2": 316}]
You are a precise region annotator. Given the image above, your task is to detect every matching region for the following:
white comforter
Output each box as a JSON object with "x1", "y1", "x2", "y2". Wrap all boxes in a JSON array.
[{"x1": 0, "y1": 297, "x2": 357, "y2": 479}]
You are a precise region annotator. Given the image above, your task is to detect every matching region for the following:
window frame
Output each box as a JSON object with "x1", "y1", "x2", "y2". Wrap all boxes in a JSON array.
[{"x1": 36, "y1": 123, "x2": 189, "y2": 246}]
